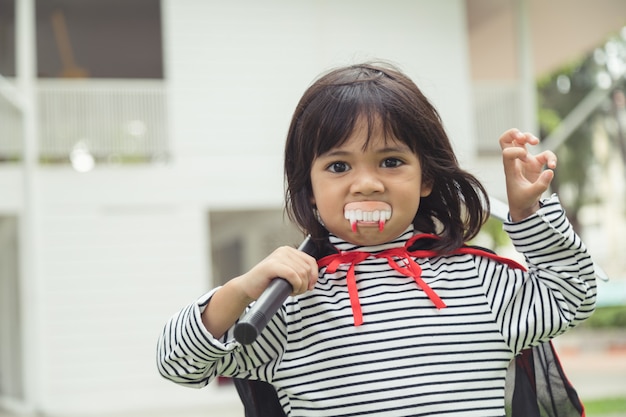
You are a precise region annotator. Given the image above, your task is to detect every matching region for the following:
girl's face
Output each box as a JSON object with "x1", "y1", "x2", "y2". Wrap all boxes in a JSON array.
[{"x1": 310, "y1": 119, "x2": 432, "y2": 246}]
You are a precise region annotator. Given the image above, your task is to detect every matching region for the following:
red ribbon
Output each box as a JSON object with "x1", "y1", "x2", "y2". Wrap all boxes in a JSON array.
[
  {"x1": 317, "y1": 233, "x2": 527, "y2": 327},
  {"x1": 317, "y1": 234, "x2": 447, "y2": 326},
  {"x1": 318, "y1": 251, "x2": 372, "y2": 326}
]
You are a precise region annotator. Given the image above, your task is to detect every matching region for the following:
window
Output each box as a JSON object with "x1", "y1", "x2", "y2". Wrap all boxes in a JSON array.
[
  {"x1": 0, "y1": 0, "x2": 16, "y2": 76},
  {"x1": 36, "y1": 0, "x2": 163, "y2": 79},
  {"x1": 0, "y1": 0, "x2": 163, "y2": 79}
]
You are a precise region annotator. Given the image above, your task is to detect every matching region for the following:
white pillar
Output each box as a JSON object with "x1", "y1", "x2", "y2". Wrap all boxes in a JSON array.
[
  {"x1": 516, "y1": 0, "x2": 538, "y2": 133},
  {"x1": 16, "y1": 0, "x2": 42, "y2": 412}
]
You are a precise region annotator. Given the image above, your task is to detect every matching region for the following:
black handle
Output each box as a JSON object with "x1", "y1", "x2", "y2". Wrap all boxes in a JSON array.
[{"x1": 234, "y1": 236, "x2": 316, "y2": 345}]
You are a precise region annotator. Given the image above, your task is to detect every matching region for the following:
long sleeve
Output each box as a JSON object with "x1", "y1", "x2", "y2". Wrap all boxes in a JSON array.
[
  {"x1": 481, "y1": 195, "x2": 597, "y2": 354},
  {"x1": 156, "y1": 288, "x2": 288, "y2": 387}
]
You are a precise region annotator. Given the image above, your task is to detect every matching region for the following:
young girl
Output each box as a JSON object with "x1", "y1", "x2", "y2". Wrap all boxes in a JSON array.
[{"x1": 157, "y1": 63, "x2": 596, "y2": 416}]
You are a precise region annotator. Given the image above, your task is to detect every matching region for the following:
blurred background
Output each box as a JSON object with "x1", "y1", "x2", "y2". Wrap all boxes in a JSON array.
[{"x1": 0, "y1": 0, "x2": 625, "y2": 416}]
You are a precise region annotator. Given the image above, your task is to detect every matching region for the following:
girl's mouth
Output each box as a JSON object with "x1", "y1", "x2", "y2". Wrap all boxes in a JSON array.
[{"x1": 344, "y1": 201, "x2": 392, "y2": 232}]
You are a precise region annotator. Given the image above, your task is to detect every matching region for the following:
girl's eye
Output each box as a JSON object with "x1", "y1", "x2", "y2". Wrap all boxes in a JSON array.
[
  {"x1": 327, "y1": 161, "x2": 350, "y2": 173},
  {"x1": 381, "y1": 158, "x2": 403, "y2": 168}
]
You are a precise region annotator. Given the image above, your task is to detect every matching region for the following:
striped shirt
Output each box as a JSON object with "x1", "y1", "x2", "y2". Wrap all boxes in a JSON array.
[{"x1": 157, "y1": 196, "x2": 597, "y2": 416}]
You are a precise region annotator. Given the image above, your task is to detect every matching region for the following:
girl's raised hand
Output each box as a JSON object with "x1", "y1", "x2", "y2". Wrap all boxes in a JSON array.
[
  {"x1": 236, "y1": 246, "x2": 319, "y2": 302},
  {"x1": 499, "y1": 129, "x2": 557, "y2": 222}
]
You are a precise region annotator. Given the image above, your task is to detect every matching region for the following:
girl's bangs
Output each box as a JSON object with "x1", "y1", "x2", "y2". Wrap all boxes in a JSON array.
[{"x1": 310, "y1": 84, "x2": 396, "y2": 156}]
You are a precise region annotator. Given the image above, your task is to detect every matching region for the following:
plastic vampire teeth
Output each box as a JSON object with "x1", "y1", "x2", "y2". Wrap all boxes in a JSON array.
[{"x1": 344, "y1": 201, "x2": 392, "y2": 232}]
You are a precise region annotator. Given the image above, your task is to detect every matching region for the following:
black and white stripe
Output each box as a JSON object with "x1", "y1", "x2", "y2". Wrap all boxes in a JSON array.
[{"x1": 157, "y1": 196, "x2": 596, "y2": 416}]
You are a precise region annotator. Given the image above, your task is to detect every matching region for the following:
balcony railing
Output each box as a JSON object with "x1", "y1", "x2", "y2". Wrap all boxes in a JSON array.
[
  {"x1": 0, "y1": 90, "x2": 23, "y2": 162},
  {"x1": 0, "y1": 79, "x2": 168, "y2": 164},
  {"x1": 0, "y1": 79, "x2": 520, "y2": 164},
  {"x1": 472, "y1": 81, "x2": 523, "y2": 154}
]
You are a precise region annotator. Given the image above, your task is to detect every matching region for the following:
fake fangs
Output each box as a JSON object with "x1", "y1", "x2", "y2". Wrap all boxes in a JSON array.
[{"x1": 343, "y1": 202, "x2": 392, "y2": 233}]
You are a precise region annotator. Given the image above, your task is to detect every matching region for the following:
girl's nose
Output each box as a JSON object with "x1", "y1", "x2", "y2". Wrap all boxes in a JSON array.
[{"x1": 350, "y1": 169, "x2": 385, "y2": 195}]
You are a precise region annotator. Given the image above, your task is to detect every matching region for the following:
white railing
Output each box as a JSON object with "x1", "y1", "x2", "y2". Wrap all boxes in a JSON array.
[
  {"x1": 0, "y1": 78, "x2": 168, "y2": 163},
  {"x1": 1, "y1": 79, "x2": 520, "y2": 163},
  {"x1": 38, "y1": 79, "x2": 168, "y2": 163},
  {"x1": 472, "y1": 81, "x2": 523, "y2": 154},
  {"x1": 0, "y1": 93, "x2": 23, "y2": 162}
]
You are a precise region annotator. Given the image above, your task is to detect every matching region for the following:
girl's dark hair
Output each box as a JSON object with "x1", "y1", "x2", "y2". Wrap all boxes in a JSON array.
[{"x1": 284, "y1": 62, "x2": 490, "y2": 253}]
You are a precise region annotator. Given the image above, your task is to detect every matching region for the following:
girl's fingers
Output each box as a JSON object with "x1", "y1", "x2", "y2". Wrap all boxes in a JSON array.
[
  {"x1": 500, "y1": 129, "x2": 555, "y2": 219},
  {"x1": 501, "y1": 146, "x2": 529, "y2": 162},
  {"x1": 290, "y1": 252, "x2": 318, "y2": 293},
  {"x1": 245, "y1": 247, "x2": 318, "y2": 300},
  {"x1": 271, "y1": 248, "x2": 318, "y2": 295},
  {"x1": 501, "y1": 146, "x2": 530, "y2": 176},
  {"x1": 535, "y1": 150, "x2": 558, "y2": 169},
  {"x1": 498, "y1": 128, "x2": 523, "y2": 148},
  {"x1": 499, "y1": 129, "x2": 539, "y2": 149},
  {"x1": 537, "y1": 169, "x2": 555, "y2": 188},
  {"x1": 501, "y1": 138, "x2": 557, "y2": 172}
]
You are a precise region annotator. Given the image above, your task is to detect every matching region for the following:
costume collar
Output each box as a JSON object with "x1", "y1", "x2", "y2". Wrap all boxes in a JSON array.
[{"x1": 319, "y1": 226, "x2": 446, "y2": 326}]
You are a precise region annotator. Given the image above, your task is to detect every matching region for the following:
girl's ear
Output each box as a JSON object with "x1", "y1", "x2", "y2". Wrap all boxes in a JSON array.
[
  {"x1": 421, "y1": 178, "x2": 433, "y2": 197},
  {"x1": 313, "y1": 206, "x2": 325, "y2": 226}
]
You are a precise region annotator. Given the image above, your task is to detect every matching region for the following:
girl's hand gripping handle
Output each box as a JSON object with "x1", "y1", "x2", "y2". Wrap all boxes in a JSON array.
[{"x1": 234, "y1": 236, "x2": 316, "y2": 345}]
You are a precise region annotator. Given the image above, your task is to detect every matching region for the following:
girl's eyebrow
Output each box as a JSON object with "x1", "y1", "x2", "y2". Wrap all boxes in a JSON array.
[
  {"x1": 378, "y1": 145, "x2": 412, "y2": 153},
  {"x1": 319, "y1": 149, "x2": 350, "y2": 158},
  {"x1": 320, "y1": 145, "x2": 411, "y2": 158}
]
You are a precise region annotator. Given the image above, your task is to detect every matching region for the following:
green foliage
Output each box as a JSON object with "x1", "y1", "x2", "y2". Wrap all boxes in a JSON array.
[
  {"x1": 537, "y1": 107, "x2": 562, "y2": 133},
  {"x1": 583, "y1": 397, "x2": 626, "y2": 415},
  {"x1": 581, "y1": 305, "x2": 626, "y2": 328},
  {"x1": 478, "y1": 217, "x2": 511, "y2": 251},
  {"x1": 537, "y1": 56, "x2": 586, "y2": 90},
  {"x1": 536, "y1": 31, "x2": 626, "y2": 231}
]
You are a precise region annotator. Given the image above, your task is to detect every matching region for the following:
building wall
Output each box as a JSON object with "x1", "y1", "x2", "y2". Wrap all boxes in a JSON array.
[
  {"x1": 164, "y1": 0, "x2": 478, "y2": 165},
  {"x1": 3, "y1": 1, "x2": 475, "y2": 415},
  {"x1": 31, "y1": 168, "x2": 210, "y2": 414},
  {"x1": 468, "y1": 0, "x2": 626, "y2": 80}
]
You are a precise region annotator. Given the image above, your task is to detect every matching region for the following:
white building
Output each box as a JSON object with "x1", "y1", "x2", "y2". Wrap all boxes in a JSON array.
[{"x1": 0, "y1": 0, "x2": 624, "y2": 415}]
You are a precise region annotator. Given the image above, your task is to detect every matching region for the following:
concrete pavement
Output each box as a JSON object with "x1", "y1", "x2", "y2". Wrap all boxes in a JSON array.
[{"x1": 554, "y1": 327, "x2": 626, "y2": 416}]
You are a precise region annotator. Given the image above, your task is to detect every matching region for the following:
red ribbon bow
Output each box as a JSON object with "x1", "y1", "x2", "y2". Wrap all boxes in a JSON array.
[{"x1": 317, "y1": 234, "x2": 447, "y2": 326}]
